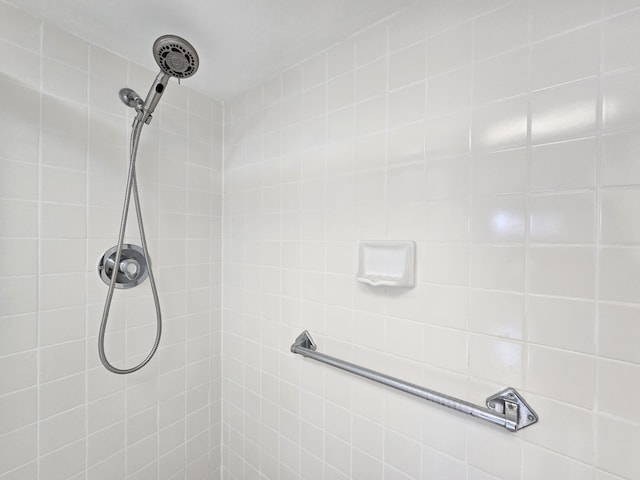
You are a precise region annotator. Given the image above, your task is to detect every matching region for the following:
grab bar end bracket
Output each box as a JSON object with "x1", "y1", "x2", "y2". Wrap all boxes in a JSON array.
[
  {"x1": 291, "y1": 330, "x2": 317, "y2": 353},
  {"x1": 486, "y1": 388, "x2": 538, "y2": 432}
]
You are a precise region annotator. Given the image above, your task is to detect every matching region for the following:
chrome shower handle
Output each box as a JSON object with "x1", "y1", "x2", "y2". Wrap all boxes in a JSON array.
[{"x1": 119, "y1": 258, "x2": 140, "y2": 280}]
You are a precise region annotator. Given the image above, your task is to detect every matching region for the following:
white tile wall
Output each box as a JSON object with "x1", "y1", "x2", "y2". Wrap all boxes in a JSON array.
[
  {"x1": 2, "y1": 0, "x2": 640, "y2": 479},
  {"x1": 223, "y1": 1, "x2": 640, "y2": 479},
  {"x1": 0, "y1": 1, "x2": 223, "y2": 478}
]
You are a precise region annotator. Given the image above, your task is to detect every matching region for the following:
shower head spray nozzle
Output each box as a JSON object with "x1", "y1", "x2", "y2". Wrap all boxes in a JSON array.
[
  {"x1": 153, "y1": 34, "x2": 199, "y2": 79},
  {"x1": 127, "y1": 34, "x2": 199, "y2": 124}
]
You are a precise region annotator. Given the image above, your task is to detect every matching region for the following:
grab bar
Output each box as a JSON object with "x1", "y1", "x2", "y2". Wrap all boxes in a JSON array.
[{"x1": 290, "y1": 331, "x2": 538, "y2": 432}]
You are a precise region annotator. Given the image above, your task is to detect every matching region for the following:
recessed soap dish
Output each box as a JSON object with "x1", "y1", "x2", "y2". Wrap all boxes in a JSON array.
[{"x1": 356, "y1": 241, "x2": 416, "y2": 288}]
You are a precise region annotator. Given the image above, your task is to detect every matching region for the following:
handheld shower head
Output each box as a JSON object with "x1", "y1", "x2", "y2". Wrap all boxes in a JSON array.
[
  {"x1": 136, "y1": 34, "x2": 199, "y2": 124},
  {"x1": 153, "y1": 35, "x2": 199, "y2": 79}
]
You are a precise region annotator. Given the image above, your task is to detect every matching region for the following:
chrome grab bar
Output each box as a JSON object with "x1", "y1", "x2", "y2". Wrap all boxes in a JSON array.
[{"x1": 290, "y1": 330, "x2": 538, "y2": 432}]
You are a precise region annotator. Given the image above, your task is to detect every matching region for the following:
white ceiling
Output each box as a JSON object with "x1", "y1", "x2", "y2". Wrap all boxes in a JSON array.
[{"x1": 9, "y1": 0, "x2": 414, "y2": 100}]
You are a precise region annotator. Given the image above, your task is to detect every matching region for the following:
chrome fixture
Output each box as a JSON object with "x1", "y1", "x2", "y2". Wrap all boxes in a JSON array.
[
  {"x1": 291, "y1": 331, "x2": 539, "y2": 432},
  {"x1": 153, "y1": 34, "x2": 199, "y2": 78},
  {"x1": 98, "y1": 35, "x2": 199, "y2": 375},
  {"x1": 118, "y1": 34, "x2": 199, "y2": 125},
  {"x1": 98, "y1": 244, "x2": 148, "y2": 289},
  {"x1": 118, "y1": 88, "x2": 143, "y2": 110}
]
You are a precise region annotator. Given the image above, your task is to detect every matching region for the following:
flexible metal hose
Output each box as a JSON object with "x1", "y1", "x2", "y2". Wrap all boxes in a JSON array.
[{"x1": 98, "y1": 117, "x2": 162, "y2": 374}]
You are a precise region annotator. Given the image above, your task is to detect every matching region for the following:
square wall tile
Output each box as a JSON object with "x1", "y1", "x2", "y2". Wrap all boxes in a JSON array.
[
  {"x1": 473, "y1": 1, "x2": 529, "y2": 60},
  {"x1": 472, "y1": 95, "x2": 528, "y2": 152},
  {"x1": 0, "y1": 314, "x2": 37, "y2": 356},
  {"x1": 0, "y1": 238, "x2": 37, "y2": 276},
  {"x1": 389, "y1": 42, "x2": 426, "y2": 91},
  {"x1": 596, "y1": 415, "x2": 640, "y2": 480},
  {"x1": 527, "y1": 346, "x2": 595, "y2": 408},
  {"x1": 598, "y1": 359, "x2": 640, "y2": 423},
  {"x1": 473, "y1": 147, "x2": 528, "y2": 195},
  {"x1": 0, "y1": 425, "x2": 37, "y2": 477},
  {"x1": 428, "y1": 67, "x2": 471, "y2": 117},
  {"x1": 0, "y1": 199, "x2": 37, "y2": 238},
  {"x1": 598, "y1": 302, "x2": 640, "y2": 364},
  {"x1": 468, "y1": 423, "x2": 522, "y2": 479},
  {"x1": 527, "y1": 295, "x2": 595, "y2": 354},
  {"x1": 531, "y1": 0, "x2": 602, "y2": 41},
  {"x1": 470, "y1": 245, "x2": 525, "y2": 291},
  {"x1": 531, "y1": 137, "x2": 597, "y2": 191},
  {"x1": 469, "y1": 289, "x2": 524, "y2": 340},
  {"x1": 603, "y1": 9, "x2": 640, "y2": 72},
  {"x1": 527, "y1": 246, "x2": 595, "y2": 298},
  {"x1": 424, "y1": 324, "x2": 467, "y2": 372},
  {"x1": 425, "y1": 0, "x2": 474, "y2": 37},
  {"x1": 426, "y1": 112, "x2": 471, "y2": 158},
  {"x1": 354, "y1": 23, "x2": 387, "y2": 66},
  {"x1": 601, "y1": 188, "x2": 640, "y2": 243},
  {"x1": 603, "y1": 69, "x2": 640, "y2": 132},
  {"x1": 531, "y1": 25, "x2": 600, "y2": 91},
  {"x1": 389, "y1": 83, "x2": 426, "y2": 128},
  {"x1": 469, "y1": 334, "x2": 523, "y2": 386},
  {"x1": 0, "y1": 2, "x2": 40, "y2": 51},
  {"x1": 328, "y1": 39, "x2": 355, "y2": 78},
  {"x1": 0, "y1": 351, "x2": 37, "y2": 396},
  {"x1": 471, "y1": 196, "x2": 526, "y2": 243},
  {"x1": 523, "y1": 444, "x2": 594, "y2": 480},
  {"x1": 0, "y1": 387, "x2": 36, "y2": 437},
  {"x1": 427, "y1": 23, "x2": 472, "y2": 77},
  {"x1": 529, "y1": 192, "x2": 596, "y2": 244},
  {"x1": 599, "y1": 247, "x2": 640, "y2": 303},
  {"x1": 602, "y1": 130, "x2": 640, "y2": 186},
  {"x1": 532, "y1": 79, "x2": 598, "y2": 145},
  {"x1": 0, "y1": 159, "x2": 38, "y2": 201},
  {"x1": 473, "y1": 49, "x2": 529, "y2": 105},
  {"x1": 0, "y1": 276, "x2": 37, "y2": 317},
  {"x1": 524, "y1": 395, "x2": 594, "y2": 463}
]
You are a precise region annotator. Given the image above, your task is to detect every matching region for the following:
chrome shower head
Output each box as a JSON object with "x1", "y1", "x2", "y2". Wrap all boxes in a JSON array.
[
  {"x1": 126, "y1": 35, "x2": 199, "y2": 124},
  {"x1": 153, "y1": 34, "x2": 199, "y2": 79}
]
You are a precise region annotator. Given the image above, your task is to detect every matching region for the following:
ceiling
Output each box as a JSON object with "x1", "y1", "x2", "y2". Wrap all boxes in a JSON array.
[{"x1": 9, "y1": 0, "x2": 413, "y2": 100}]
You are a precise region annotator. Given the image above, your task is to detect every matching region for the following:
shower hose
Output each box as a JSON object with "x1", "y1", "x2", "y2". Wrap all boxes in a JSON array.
[{"x1": 98, "y1": 116, "x2": 162, "y2": 374}]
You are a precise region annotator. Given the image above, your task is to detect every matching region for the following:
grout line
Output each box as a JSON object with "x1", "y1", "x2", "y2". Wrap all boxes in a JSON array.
[
  {"x1": 35, "y1": 16, "x2": 43, "y2": 480},
  {"x1": 83, "y1": 35, "x2": 91, "y2": 480},
  {"x1": 520, "y1": 4, "x2": 534, "y2": 474},
  {"x1": 465, "y1": 9, "x2": 477, "y2": 472},
  {"x1": 219, "y1": 97, "x2": 227, "y2": 477},
  {"x1": 183, "y1": 81, "x2": 190, "y2": 479},
  {"x1": 522, "y1": 0, "x2": 534, "y2": 394},
  {"x1": 592, "y1": 5, "x2": 605, "y2": 469}
]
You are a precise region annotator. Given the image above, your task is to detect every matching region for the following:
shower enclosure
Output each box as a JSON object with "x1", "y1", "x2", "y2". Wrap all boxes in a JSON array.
[{"x1": 1, "y1": 0, "x2": 640, "y2": 479}]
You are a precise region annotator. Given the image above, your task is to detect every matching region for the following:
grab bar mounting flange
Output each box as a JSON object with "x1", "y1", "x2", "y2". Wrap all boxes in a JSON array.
[
  {"x1": 291, "y1": 330, "x2": 317, "y2": 352},
  {"x1": 486, "y1": 387, "x2": 538, "y2": 431}
]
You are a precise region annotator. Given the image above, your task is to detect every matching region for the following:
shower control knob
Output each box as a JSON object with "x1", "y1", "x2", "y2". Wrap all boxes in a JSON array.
[
  {"x1": 120, "y1": 258, "x2": 140, "y2": 280},
  {"x1": 98, "y1": 244, "x2": 149, "y2": 289}
]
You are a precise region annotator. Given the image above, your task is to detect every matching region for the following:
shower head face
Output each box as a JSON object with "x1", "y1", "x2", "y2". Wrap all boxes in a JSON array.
[{"x1": 153, "y1": 35, "x2": 199, "y2": 79}]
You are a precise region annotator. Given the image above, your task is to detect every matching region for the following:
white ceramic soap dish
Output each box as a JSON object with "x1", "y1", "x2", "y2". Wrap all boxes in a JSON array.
[{"x1": 356, "y1": 241, "x2": 416, "y2": 288}]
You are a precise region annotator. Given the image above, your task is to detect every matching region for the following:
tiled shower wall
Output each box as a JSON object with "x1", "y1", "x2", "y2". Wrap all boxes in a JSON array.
[
  {"x1": 0, "y1": 1, "x2": 223, "y2": 478},
  {"x1": 222, "y1": 1, "x2": 640, "y2": 479}
]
